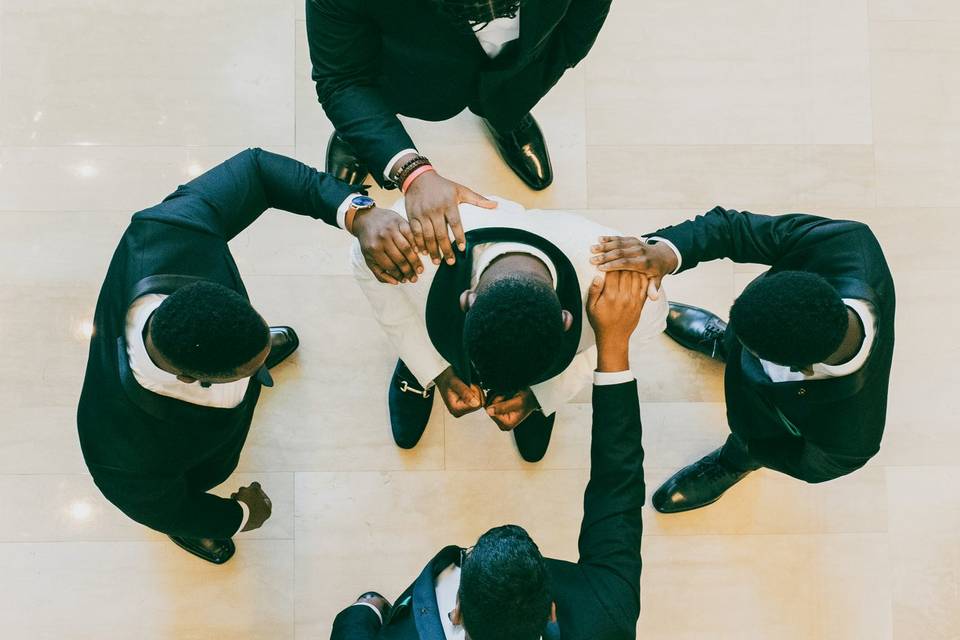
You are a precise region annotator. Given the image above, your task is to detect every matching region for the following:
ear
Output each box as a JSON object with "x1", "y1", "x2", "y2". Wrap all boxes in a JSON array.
[
  {"x1": 549, "y1": 601, "x2": 557, "y2": 623},
  {"x1": 451, "y1": 595, "x2": 463, "y2": 626},
  {"x1": 176, "y1": 374, "x2": 197, "y2": 384},
  {"x1": 561, "y1": 309, "x2": 573, "y2": 332},
  {"x1": 460, "y1": 289, "x2": 478, "y2": 313}
]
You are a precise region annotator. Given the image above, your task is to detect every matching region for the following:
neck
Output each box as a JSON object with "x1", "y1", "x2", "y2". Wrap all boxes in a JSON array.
[
  {"x1": 478, "y1": 253, "x2": 552, "y2": 289},
  {"x1": 823, "y1": 306, "x2": 864, "y2": 366}
]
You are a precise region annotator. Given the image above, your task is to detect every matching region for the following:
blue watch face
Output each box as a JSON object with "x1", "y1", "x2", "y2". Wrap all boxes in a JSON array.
[{"x1": 352, "y1": 195, "x2": 375, "y2": 209}]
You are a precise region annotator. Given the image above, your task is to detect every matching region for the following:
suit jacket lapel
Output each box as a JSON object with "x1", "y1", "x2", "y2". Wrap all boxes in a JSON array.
[{"x1": 424, "y1": 227, "x2": 583, "y2": 387}]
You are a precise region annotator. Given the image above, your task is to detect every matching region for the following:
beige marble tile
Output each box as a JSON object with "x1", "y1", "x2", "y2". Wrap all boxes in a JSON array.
[
  {"x1": 587, "y1": 145, "x2": 877, "y2": 211},
  {"x1": 637, "y1": 533, "x2": 893, "y2": 639},
  {"x1": 0, "y1": 146, "x2": 291, "y2": 212},
  {"x1": 237, "y1": 275, "x2": 445, "y2": 472},
  {"x1": 0, "y1": 407, "x2": 89, "y2": 474},
  {"x1": 0, "y1": 473, "x2": 294, "y2": 542},
  {"x1": 871, "y1": 0, "x2": 960, "y2": 20},
  {"x1": 0, "y1": 540, "x2": 294, "y2": 640},
  {"x1": 887, "y1": 467, "x2": 960, "y2": 638},
  {"x1": 871, "y1": 21, "x2": 960, "y2": 207},
  {"x1": 0, "y1": 0, "x2": 295, "y2": 146},
  {"x1": 586, "y1": 0, "x2": 872, "y2": 146}
]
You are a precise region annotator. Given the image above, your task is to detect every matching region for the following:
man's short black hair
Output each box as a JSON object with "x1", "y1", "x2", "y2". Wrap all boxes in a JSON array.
[
  {"x1": 460, "y1": 525, "x2": 551, "y2": 640},
  {"x1": 730, "y1": 271, "x2": 848, "y2": 368},
  {"x1": 150, "y1": 281, "x2": 269, "y2": 378},
  {"x1": 463, "y1": 275, "x2": 564, "y2": 395}
]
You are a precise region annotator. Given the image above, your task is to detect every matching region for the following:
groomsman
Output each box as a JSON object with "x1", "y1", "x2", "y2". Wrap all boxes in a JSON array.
[
  {"x1": 331, "y1": 271, "x2": 649, "y2": 640},
  {"x1": 77, "y1": 148, "x2": 420, "y2": 563},
  {"x1": 352, "y1": 196, "x2": 667, "y2": 462},
  {"x1": 592, "y1": 207, "x2": 895, "y2": 512},
  {"x1": 308, "y1": 0, "x2": 613, "y2": 267}
]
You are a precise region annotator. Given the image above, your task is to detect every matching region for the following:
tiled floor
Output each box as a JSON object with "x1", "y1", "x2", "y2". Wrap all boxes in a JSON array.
[{"x1": 1, "y1": 1, "x2": 957, "y2": 638}]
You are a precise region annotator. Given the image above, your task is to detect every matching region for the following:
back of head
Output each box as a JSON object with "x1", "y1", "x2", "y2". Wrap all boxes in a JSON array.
[
  {"x1": 433, "y1": 0, "x2": 523, "y2": 24},
  {"x1": 460, "y1": 525, "x2": 551, "y2": 640},
  {"x1": 463, "y1": 275, "x2": 564, "y2": 396},
  {"x1": 730, "y1": 270, "x2": 848, "y2": 368},
  {"x1": 150, "y1": 281, "x2": 269, "y2": 378}
]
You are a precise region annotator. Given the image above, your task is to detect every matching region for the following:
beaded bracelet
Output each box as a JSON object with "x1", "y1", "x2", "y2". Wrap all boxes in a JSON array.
[{"x1": 392, "y1": 154, "x2": 431, "y2": 191}]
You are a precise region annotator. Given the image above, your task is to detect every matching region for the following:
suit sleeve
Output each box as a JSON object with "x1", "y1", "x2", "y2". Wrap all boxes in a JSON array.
[
  {"x1": 577, "y1": 381, "x2": 645, "y2": 627},
  {"x1": 136, "y1": 148, "x2": 355, "y2": 240},
  {"x1": 330, "y1": 604, "x2": 382, "y2": 640},
  {"x1": 478, "y1": 0, "x2": 613, "y2": 131},
  {"x1": 745, "y1": 437, "x2": 873, "y2": 483},
  {"x1": 90, "y1": 465, "x2": 244, "y2": 539},
  {"x1": 307, "y1": 0, "x2": 415, "y2": 184},
  {"x1": 650, "y1": 207, "x2": 873, "y2": 274}
]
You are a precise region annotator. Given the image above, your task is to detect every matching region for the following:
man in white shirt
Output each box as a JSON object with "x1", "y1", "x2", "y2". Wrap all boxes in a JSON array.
[
  {"x1": 591, "y1": 207, "x2": 896, "y2": 512},
  {"x1": 332, "y1": 271, "x2": 649, "y2": 640},
  {"x1": 309, "y1": 0, "x2": 614, "y2": 271},
  {"x1": 351, "y1": 196, "x2": 668, "y2": 462}
]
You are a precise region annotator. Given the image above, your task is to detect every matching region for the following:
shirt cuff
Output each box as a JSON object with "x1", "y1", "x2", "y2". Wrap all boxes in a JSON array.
[
  {"x1": 383, "y1": 148, "x2": 419, "y2": 182},
  {"x1": 337, "y1": 193, "x2": 364, "y2": 230},
  {"x1": 593, "y1": 370, "x2": 635, "y2": 386},
  {"x1": 351, "y1": 602, "x2": 384, "y2": 625},
  {"x1": 235, "y1": 499, "x2": 250, "y2": 536},
  {"x1": 648, "y1": 236, "x2": 683, "y2": 274}
]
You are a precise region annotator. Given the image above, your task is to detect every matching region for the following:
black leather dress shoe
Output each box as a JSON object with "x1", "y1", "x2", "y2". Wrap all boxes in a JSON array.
[
  {"x1": 665, "y1": 302, "x2": 729, "y2": 362},
  {"x1": 512, "y1": 411, "x2": 556, "y2": 463},
  {"x1": 265, "y1": 326, "x2": 300, "y2": 369},
  {"x1": 388, "y1": 360, "x2": 434, "y2": 449},
  {"x1": 325, "y1": 132, "x2": 369, "y2": 187},
  {"x1": 168, "y1": 535, "x2": 236, "y2": 564},
  {"x1": 483, "y1": 114, "x2": 553, "y2": 191},
  {"x1": 652, "y1": 448, "x2": 753, "y2": 513}
]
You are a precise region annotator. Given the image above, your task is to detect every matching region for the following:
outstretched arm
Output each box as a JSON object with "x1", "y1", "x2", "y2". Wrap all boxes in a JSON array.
[{"x1": 135, "y1": 148, "x2": 355, "y2": 240}]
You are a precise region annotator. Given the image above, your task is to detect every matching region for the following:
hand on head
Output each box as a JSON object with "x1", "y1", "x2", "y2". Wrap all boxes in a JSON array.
[
  {"x1": 351, "y1": 207, "x2": 424, "y2": 285},
  {"x1": 403, "y1": 170, "x2": 496, "y2": 266},
  {"x1": 586, "y1": 271, "x2": 649, "y2": 371},
  {"x1": 590, "y1": 236, "x2": 678, "y2": 300}
]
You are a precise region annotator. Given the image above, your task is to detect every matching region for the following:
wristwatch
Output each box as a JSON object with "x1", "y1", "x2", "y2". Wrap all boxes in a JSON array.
[{"x1": 346, "y1": 195, "x2": 376, "y2": 233}]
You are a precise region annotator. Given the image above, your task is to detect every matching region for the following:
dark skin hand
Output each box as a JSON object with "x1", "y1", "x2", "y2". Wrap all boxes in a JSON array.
[
  {"x1": 394, "y1": 153, "x2": 497, "y2": 266},
  {"x1": 434, "y1": 366, "x2": 484, "y2": 418},
  {"x1": 351, "y1": 207, "x2": 424, "y2": 285},
  {"x1": 486, "y1": 388, "x2": 540, "y2": 432},
  {"x1": 354, "y1": 593, "x2": 391, "y2": 619},
  {"x1": 590, "y1": 236, "x2": 679, "y2": 299},
  {"x1": 231, "y1": 481, "x2": 272, "y2": 532},
  {"x1": 586, "y1": 270, "x2": 650, "y2": 371}
]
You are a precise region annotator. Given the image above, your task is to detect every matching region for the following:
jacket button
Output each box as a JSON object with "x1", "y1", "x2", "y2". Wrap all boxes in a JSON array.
[{"x1": 797, "y1": 388, "x2": 807, "y2": 397}]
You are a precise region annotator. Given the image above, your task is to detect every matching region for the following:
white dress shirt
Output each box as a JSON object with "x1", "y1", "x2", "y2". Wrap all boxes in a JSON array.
[
  {"x1": 124, "y1": 293, "x2": 251, "y2": 534},
  {"x1": 382, "y1": 12, "x2": 521, "y2": 181},
  {"x1": 350, "y1": 196, "x2": 669, "y2": 417}
]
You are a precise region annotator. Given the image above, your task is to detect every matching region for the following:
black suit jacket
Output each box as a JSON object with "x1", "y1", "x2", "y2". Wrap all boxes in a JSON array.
[
  {"x1": 307, "y1": 0, "x2": 613, "y2": 182},
  {"x1": 77, "y1": 149, "x2": 353, "y2": 539},
  {"x1": 331, "y1": 381, "x2": 645, "y2": 639},
  {"x1": 653, "y1": 208, "x2": 896, "y2": 483}
]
